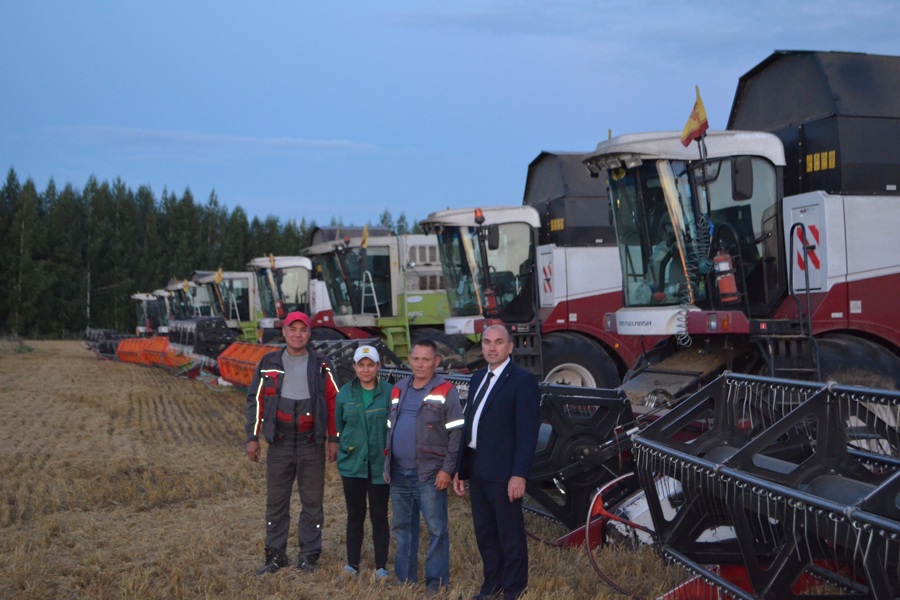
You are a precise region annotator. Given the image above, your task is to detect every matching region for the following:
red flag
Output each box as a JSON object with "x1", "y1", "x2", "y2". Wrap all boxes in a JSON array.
[{"x1": 680, "y1": 86, "x2": 709, "y2": 147}]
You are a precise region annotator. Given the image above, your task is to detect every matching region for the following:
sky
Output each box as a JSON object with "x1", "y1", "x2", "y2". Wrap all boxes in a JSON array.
[{"x1": 2, "y1": 1, "x2": 898, "y2": 229}]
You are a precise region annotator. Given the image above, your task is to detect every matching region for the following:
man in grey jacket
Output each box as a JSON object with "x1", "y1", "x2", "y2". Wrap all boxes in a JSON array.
[
  {"x1": 384, "y1": 338, "x2": 463, "y2": 596},
  {"x1": 245, "y1": 311, "x2": 339, "y2": 576}
]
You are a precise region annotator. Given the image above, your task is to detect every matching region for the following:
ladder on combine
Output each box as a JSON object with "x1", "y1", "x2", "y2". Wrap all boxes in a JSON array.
[
  {"x1": 754, "y1": 222, "x2": 821, "y2": 381},
  {"x1": 359, "y1": 267, "x2": 412, "y2": 362}
]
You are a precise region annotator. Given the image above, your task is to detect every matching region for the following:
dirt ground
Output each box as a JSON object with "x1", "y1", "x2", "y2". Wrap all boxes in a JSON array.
[{"x1": 0, "y1": 340, "x2": 681, "y2": 599}]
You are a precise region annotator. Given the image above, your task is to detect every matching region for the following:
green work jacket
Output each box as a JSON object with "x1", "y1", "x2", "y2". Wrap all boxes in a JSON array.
[{"x1": 335, "y1": 377, "x2": 393, "y2": 483}]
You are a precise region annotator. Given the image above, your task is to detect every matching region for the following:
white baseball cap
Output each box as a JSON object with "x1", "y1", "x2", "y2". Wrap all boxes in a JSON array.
[{"x1": 353, "y1": 345, "x2": 381, "y2": 364}]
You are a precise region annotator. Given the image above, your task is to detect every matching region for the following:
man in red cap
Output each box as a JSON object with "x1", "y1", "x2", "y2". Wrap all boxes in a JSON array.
[{"x1": 245, "y1": 311, "x2": 340, "y2": 575}]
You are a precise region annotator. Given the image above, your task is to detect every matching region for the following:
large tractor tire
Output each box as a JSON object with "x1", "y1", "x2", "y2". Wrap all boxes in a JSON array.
[
  {"x1": 541, "y1": 332, "x2": 620, "y2": 389},
  {"x1": 817, "y1": 333, "x2": 900, "y2": 390}
]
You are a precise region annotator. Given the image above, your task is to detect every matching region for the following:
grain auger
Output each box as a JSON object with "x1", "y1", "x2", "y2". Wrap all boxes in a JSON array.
[{"x1": 590, "y1": 372, "x2": 900, "y2": 599}]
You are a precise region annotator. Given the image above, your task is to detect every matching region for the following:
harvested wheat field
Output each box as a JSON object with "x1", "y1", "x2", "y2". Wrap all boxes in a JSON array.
[{"x1": 0, "y1": 340, "x2": 687, "y2": 600}]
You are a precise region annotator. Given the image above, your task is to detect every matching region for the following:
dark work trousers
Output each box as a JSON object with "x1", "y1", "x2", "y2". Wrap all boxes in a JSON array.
[
  {"x1": 264, "y1": 436, "x2": 325, "y2": 560},
  {"x1": 341, "y1": 472, "x2": 390, "y2": 570},
  {"x1": 469, "y1": 474, "x2": 529, "y2": 600}
]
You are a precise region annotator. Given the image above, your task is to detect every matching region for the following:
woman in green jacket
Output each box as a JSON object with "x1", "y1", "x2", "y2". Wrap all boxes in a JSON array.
[{"x1": 335, "y1": 345, "x2": 393, "y2": 580}]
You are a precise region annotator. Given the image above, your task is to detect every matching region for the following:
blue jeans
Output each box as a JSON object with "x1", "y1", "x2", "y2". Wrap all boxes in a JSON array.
[{"x1": 390, "y1": 467, "x2": 450, "y2": 589}]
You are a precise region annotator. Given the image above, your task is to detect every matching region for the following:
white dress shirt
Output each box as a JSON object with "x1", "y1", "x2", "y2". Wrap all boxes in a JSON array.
[{"x1": 468, "y1": 357, "x2": 510, "y2": 450}]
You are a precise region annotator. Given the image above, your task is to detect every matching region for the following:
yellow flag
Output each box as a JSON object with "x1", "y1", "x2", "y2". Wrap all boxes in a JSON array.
[
  {"x1": 681, "y1": 86, "x2": 709, "y2": 147},
  {"x1": 214, "y1": 267, "x2": 224, "y2": 284},
  {"x1": 361, "y1": 224, "x2": 369, "y2": 249}
]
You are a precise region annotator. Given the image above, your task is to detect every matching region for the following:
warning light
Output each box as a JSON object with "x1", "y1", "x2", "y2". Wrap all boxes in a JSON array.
[{"x1": 474, "y1": 208, "x2": 485, "y2": 225}]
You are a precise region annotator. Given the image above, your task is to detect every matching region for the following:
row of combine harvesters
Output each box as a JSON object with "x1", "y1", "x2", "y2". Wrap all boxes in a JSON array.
[
  {"x1": 87, "y1": 51, "x2": 900, "y2": 598},
  {"x1": 85, "y1": 224, "x2": 418, "y2": 387},
  {"x1": 86, "y1": 255, "x2": 333, "y2": 384}
]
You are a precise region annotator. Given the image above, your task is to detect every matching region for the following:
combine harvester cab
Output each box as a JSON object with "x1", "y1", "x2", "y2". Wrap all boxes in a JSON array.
[
  {"x1": 247, "y1": 254, "x2": 331, "y2": 344},
  {"x1": 305, "y1": 226, "x2": 458, "y2": 367},
  {"x1": 195, "y1": 269, "x2": 261, "y2": 343},
  {"x1": 130, "y1": 292, "x2": 167, "y2": 337}
]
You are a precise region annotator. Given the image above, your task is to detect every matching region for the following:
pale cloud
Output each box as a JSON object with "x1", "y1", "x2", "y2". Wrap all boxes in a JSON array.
[{"x1": 45, "y1": 125, "x2": 377, "y2": 160}]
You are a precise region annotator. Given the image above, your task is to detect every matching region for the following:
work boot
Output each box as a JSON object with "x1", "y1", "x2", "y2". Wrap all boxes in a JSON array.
[
  {"x1": 255, "y1": 548, "x2": 289, "y2": 576},
  {"x1": 297, "y1": 552, "x2": 320, "y2": 572}
]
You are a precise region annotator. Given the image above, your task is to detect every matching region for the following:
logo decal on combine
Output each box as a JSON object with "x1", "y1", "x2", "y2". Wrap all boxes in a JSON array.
[
  {"x1": 796, "y1": 225, "x2": 821, "y2": 271},
  {"x1": 542, "y1": 264, "x2": 553, "y2": 293}
]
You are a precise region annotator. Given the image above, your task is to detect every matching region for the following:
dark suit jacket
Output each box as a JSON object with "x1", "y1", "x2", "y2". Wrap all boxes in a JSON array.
[{"x1": 456, "y1": 361, "x2": 541, "y2": 483}]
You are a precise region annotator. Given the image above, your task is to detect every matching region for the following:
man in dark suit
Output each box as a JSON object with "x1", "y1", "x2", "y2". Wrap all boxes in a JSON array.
[{"x1": 453, "y1": 323, "x2": 541, "y2": 600}]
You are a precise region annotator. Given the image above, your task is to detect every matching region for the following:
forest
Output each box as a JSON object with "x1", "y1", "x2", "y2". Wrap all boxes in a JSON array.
[{"x1": 0, "y1": 168, "x2": 415, "y2": 338}]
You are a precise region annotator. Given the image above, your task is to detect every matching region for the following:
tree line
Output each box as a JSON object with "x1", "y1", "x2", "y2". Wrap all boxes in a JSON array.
[{"x1": 0, "y1": 168, "x2": 416, "y2": 338}]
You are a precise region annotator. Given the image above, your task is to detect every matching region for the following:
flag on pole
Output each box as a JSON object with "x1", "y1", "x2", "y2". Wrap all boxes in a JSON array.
[
  {"x1": 680, "y1": 86, "x2": 709, "y2": 147},
  {"x1": 361, "y1": 224, "x2": 369, "y2": 249}
]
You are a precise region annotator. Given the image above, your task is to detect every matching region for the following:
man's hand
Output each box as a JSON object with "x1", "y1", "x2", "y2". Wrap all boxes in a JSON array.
[
  {"x1": 508, "y1": 475, "x2": 526, "y2": 502},
  {"x1": 434, "y1": 470, "x2": 451, "y2": 491},
  {"x1": 452, "y1": 473, "x2": 466, "y2": 497},
  {"x1": 326, "y1": 442, "x2": 338, "y2": 463},
  {"x1": 246, "y1": 440, "x2": 261, "y2": 462}
]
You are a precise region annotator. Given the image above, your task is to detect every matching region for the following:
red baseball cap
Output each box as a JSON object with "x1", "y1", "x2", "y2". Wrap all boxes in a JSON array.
[{"x1": 283, "y1": 311, "x2": 311, "y2": 328}]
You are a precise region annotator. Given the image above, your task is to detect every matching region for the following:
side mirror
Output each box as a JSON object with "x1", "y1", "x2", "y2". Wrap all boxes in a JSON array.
[
  {"x1": 732, "y1": 156, "x2": 753, "y2": 201},
  {"x1": 487, "y1": 224, "x2": 500, "y2": 251}
]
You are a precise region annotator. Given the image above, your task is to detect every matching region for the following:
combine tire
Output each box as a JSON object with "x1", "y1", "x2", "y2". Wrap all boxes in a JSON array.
[
  {"x1": 541, "y1": 332, "x2": 620, "y2": 388},
  {"x1": 817, "y1": 333, "x2": 900, "y2": 390}
]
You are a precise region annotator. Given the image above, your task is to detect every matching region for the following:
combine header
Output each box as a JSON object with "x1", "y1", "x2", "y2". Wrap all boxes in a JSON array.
[
  {"x1": 624, "y1": 373, "x2": 900, "y2": 599},
  {"x1": 217, "y1": 342, "x2": 283, "y2": 387}
]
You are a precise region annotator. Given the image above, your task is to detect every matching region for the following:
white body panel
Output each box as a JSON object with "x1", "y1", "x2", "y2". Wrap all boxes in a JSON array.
[
  {"x1": 537, "y1": 245, "x2": 623, "y2": 308},
  {"x1": 784, "y1": 192, "x2": 900, "y2": 294},
  {"x1": 310, "y1": 279, "x2": 331, "y2": 315},
  {"x1": 444, "y1": 316, "x2": 480, "y2": 335}
]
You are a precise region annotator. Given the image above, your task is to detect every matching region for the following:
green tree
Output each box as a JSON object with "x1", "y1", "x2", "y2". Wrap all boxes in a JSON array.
[
  {"x1": 0, "y1": 169, "x2": 21, "y2": 331},
  {"x1": 47, "y1": 182, "x2": 89, "y2": 334},
  {"x1": 173, "y1": 188, "x2": 201, "y2": 277},
  {"x1": 134, "y1": 185, "x2": 162, "y2": 293},
  {"x1": 222, "y1": 206, "x2": 250, "y2": 270},
  {"x1": 84, "y1": 178, "x2": 119, "y2": 329},
  {"x1": 378, "y1": 209, "x2": 394, "y2": 233},
  {"x1": 7, "y1": 179, "x2": 51, "y2": 335},
  {"x1": 250, "y1": 215, "x2": 282, "y2": 260},
  {"x1": 395, "y1": 213, "x2": 410, "y2": 235},
  {"x1": 201, "y1": 191, "x2": 228, "y2": 269}
]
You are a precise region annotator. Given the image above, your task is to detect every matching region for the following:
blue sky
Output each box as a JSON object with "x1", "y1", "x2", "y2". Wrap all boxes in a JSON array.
[{"x1": 2, "y1": 1, "x2": 898, "y2": 229}]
